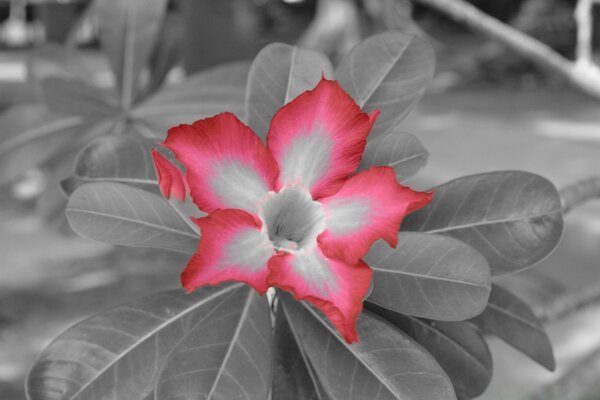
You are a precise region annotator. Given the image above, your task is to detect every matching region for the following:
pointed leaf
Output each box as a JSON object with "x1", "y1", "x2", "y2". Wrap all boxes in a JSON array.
[
  {"x1": 66, "y1": 182, "x2": 198, "y2": 254},
  {"x1": 273, "y1": 302, "x2": 330, "y2": 400},
  {"x1": 402, "y1": 171, "x2": 564, "y2": 275},
  {"x1": 358, "y1": 129, "x2": 428, "y2": 181},
  {"x1": 156, "y1": 288, "x2": 273, "y2": 400},
  {"x1": 245, "y1": 43, "x2": 334, "y2": 141},
  {"x1": 28, "y1": 44, "x2": 101, "y2": 84},
  {"x1": 280, "y1": 293, "x2": 456, "y2": 400},
  {"x1": 470, "y1": 284, "x2": 555, "y2": 371},
  {"x1": 366, "y1": 302, "x2": 493, "y2": 399},
  {"x1": 95, "y1": 0, "x2": 168, "y2": 108},
  {"x1": 132, "y1": 61, "x2": 250, "y2": 136},
  {"x1": 145, "y1": 13, "x2": 184, "y2": 94},
  {"x1": 0, "y1": 104, "x2": 85, "y2": 185},
  {"x1": 336, "y1": 32, "x2": 435, "y2": 137},
  {"x1": 40, "y1": 77, "x2": 119, "y2": 119},
  {"x1": 365, "y1": 232, "x2": 491, "y2": 320},
  {"x1": 26, "y1": 284, "x2": 245, "y2": 400}
]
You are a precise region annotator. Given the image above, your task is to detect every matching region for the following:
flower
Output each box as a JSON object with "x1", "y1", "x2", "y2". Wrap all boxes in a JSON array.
[{"x1": 152, "y1": 78, "x2": 432, "y2": 343}]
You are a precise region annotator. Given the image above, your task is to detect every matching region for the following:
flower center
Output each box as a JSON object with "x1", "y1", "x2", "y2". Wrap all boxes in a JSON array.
[{"x1": 259, "y1": 187, "x2": 325, "y2": 252}]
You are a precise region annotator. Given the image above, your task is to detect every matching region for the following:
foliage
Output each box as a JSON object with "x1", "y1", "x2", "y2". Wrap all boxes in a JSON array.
[
  {"x1": 0, "y1": 0, "x2": 248, "y2": 221},
  {"x1": 24, "y1": 28, "x2": 564, "y2": 400}
]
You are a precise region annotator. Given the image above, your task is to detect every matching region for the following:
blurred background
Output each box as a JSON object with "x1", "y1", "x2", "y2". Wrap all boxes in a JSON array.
[{"x1": 1, "y1": 1, "x2": 600, "y2": 399}]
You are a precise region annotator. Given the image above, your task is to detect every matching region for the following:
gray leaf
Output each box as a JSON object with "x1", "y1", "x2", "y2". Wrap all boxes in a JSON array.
[
  {"x1": 26, "y1": 284, "x2": 246, "y2": 400},
  {"x1": 66, "y1": 182, "x2": 198, "y2": 254},
  {"x1": 470, "y1": 284, "x2": 555, "y2": 371},
  {"x1": 245, "y1": 43, "x2": 333, "y2": 141},
  {"x1": 156, "y1": 288, "x2": 273, "y2": 400},
  {"x1": 280, "y1": 293, "x2": 456, "y2": 400},
  {"x1": 365, "y1": 233, "x2": 491, "y2": 320},
  {"x1": 336, "y1": 32, "x2": 435, "y2": 137},
  {"x1": 402, "y1": 171, "x2": 564, "y2": 275},
  {"x1": 358, "y1": 129, "x2": 429, "y2": 181}
]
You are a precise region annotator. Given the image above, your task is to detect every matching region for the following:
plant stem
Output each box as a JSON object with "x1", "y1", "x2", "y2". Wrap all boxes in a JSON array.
[
  {"x1": 559, "y1": 176, "x2": 600, "y2": 213},
  {"x1": 411, "y1": 0, "x2": 600, "y2": 98}
]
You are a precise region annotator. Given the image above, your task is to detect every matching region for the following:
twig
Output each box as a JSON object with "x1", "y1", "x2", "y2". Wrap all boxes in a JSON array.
[
  {"x1": 411, "y1": 0, "x2": 600, "y2": 98},
  {"x1": 537, "y1": 281, "x2": 600, "y2": 322},
  {"x1": 575, "y1": 0, "x2": 600, "y2": 65},
  {"x1": 559, "y1": 176, "x2": 600, "y2": 214}
]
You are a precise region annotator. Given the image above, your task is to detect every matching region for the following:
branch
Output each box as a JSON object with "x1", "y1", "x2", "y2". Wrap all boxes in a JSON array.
[
  {"x1": 411, "y1": 0, "x2": 600, "y2": 99},
  {"x1": 537, "y1": 281, "x2": 600, "y2": 322},
  {"x1": 559, "y1": 176, "x2": 600, "y2": 214}
]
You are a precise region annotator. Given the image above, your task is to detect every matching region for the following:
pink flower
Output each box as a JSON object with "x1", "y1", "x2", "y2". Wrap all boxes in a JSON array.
[{"x1": 152, "y1": 78, "x2": 432, "y2": 343}]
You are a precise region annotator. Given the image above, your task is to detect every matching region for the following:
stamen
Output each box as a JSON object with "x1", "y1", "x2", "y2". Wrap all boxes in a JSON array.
[{"x1": 259, "y1": 187, "x2": 325, "y2": 252}]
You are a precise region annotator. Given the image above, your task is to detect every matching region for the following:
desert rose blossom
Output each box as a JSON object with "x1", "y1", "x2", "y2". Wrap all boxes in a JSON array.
[{"x1": 152, "y1": 78, "x2": 432, "y2": 343}]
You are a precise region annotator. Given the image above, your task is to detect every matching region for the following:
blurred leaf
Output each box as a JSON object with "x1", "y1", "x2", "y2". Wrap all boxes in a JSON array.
[
  {"x1": 358, "y1": 129, "x2": 428, "y2": 181},
  {"x1": 156, "y1": 287, "x2": 273, "y2": 400},
  {"x1": 279, "y1": 293, "x2": 456, "y2": 400},
  {"x1": 145, "y1": 12, "x2": 183, "y2": 95},
  {"x1": 365, "y1": 233, "x2": 490, "y2": 320},
  {"x1": 470, "y1": 284, "x2": 555, "y2": 371},
  {"x1": 0, "y1": 104, "x2": 85, "y2": 185},
  {"x1": 273, "y1": 302, "x2": 330, "y2": 400},
  {"x1": 28, "y1": 44, "x2": 99, "y2": 84},
  {"x1": 336, "y1": 32, "x2": 435, "y2": 137},
  {"x1": 402, "y1": 171, "x2": 564, "y2": 275},
  {"x1": 366, "y1": 302, "x2": 493, "y2": 399},
  {"x1": 245, "y1": 43, "x2": 333, "y2": 141},
  {"x1": 95, "y1": 0, "x2": 168, "y2": 108},
  {"x1": 133, "y1": 61, "x2": 250, "y2": 136},
  {"x1": 41, "y1": 77, "x2": 119, "y2": 119},
  {"x1": 26, "y1": 284, "x2": 246, "y2": 400},
  {"x1": 66, "y1": 182, "x2": 198, "y2": 254},
  {"x1": 62, "y1": 134, "x2": 158, "y2": 195}
]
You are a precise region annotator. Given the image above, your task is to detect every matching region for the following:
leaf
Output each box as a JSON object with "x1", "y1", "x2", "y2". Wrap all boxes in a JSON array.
[
  {"x1": 95, "y1": 0, "x2": 168, "y2": 108},
  {"x1": 245, "y1": 43, "x2": 334, "y2": 141},
  {"x1": 279, "y1": 292, "x2": 456, "y2": 400},
  {"x1": 27, "y1": 44, "x2": 100, "y2": 84},
  {"x1": 402, "y1": 171, "x2": 564, "y2": 275},
  {"x1": 145, "y1": 12, "x2": 184, "y2": 94},
  {"x1": 273, "y1": 302, "x2": 330, "y2": 400},
  {"x1": 336, "y1": 32, "x2": 435, "y2": 137},
  {"x1": 40, "y1": 77, "x2": 120, "y2": 119},
  {"x1": 358, "y1": 129, "x2": 428, "y2": 181},
  {"x1": 63, "y1": 135, "x2": 204, "y2": 235},
  {"x1": 0, "y1": 104, "x2": 85, "y2": 185},
  {"x1": 132, "y1": 61, "x2": 250, "y2": 136},
  {"x1": 66, "y1": 182, "x2": 198, "y2": 254},
  {"x1": 62, "y1": 134, "x2": 158, "y2": 195},
  {"x1": 26, "y1": 284, "x2": 247, "y2": 400},
  {"x1": 365, "y1": 302, "x2": 493, "y2": 399},
  {"x1": 470, "y1": 284, "x2": 555, "y2": 371},
  {"x1": 156, "y1": 288, "x2": 273, "y2": 400},
  {"x1": 365, "y1": 232, "x2": 491, "y2": 321}
]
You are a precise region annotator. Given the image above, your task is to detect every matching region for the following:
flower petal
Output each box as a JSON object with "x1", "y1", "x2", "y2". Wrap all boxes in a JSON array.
[
  {"x1": 182, "y1": 209, "x2": 274, "y2": 295},
  {"x1": 317, "y1": 166, "x2": 432, "y2": 264},
  {"x1": 267, "y1": 78, "x2": 378, "y2": 199},
  {"x1": 151, "y1": 148, "x2": 189, "y2": 202},
  {"x1": 268, "y1": 246, "x2": 372, "y2": 343},
  {"x1": 164, "y1": 112, "x2": 279, "y2": 214}
]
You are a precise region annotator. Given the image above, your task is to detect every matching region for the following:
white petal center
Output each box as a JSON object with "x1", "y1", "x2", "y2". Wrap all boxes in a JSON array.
[{"x1": 259, "y1": 187, "x2": 325, "y2": 252}]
